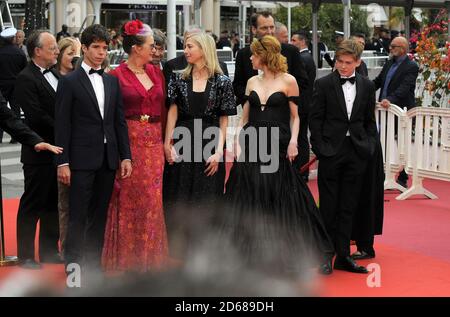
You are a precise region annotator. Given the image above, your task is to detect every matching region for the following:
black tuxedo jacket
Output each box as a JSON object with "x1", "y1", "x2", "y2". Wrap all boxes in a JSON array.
[
  {"x1": 0, "y1": 91, "x2": 43, "y2": 146},
  {"x1": 233, "y1": 43, "x2": 309, "y2": 106},
  {"x1": 14, "y1": 62, "x2": 58, "y2": 165},
  {"x1": 309, "y1": 71, "x2": 377, "y2": 159},
  {"x1": 299, "y1": 50, "x2": 316, "y2": 114},
  {"x1": 373, "y1": 57, "x2": 419, "y2": 109},
  {"x1": 54, "y1": 68, "x2": 131, "y2": 170},
  {"x1": 163, "y1": 54, "x2": 229, "y2": 87}
]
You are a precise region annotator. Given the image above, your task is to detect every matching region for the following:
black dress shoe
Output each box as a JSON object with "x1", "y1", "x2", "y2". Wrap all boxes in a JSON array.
[
  {"x1": 318, "y1": 259, "x2": 333, "y2": 275},
  {"x1": 40, "y1": 253, "x2": 64, "y2": 264},
  {"x1": 19, "y1": 259, "x2": 42, "y2": 270},
  {"x1": 334, "y1": 256, "x2": 368, "y2": 274},
  {"x1": 351, "y1": 250, "x2": 375, "y2": 260}
]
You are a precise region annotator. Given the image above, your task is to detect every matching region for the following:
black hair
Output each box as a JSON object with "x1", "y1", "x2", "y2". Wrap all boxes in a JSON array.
[
  {"x1": 81, "y1": 24, "x2": 110, "y2": 48},
  {"x1": 121, "y1": 22, "x2": 147, "y2": 54}
]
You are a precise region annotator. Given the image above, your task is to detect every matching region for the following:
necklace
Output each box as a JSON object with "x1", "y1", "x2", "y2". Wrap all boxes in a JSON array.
[{"x1": 127, "y1": 62, "x2": 145, "y2": 74}]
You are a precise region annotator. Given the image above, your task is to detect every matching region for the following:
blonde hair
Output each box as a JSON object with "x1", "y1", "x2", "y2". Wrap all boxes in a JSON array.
[
  {"x1": 250, "y1": 35, "x2": 287, "y2": 73},
  {"x1": 335, "y1": 39, "x2": 364, "y2": 60},
  {"x1": 182, "y1": 32, "x2": 223, "y2": 80},
  {"x1": 57, "y1": 37, "x2": 77, "y2": 72}
]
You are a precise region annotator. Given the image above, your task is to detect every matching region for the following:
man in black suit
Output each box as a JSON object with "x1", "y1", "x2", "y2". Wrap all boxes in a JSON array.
[
  {"x1": 14, "y1": 30, "x2": 62, "y2": 269},
  {"x1": 233, "y1": 11, "x2": 309, "y2": 107},
  {"x1": 310, "y1": 40, "x2": 378, "y2": 275},
  {"x1": 373, "y1": 36, "x2": 419, "y2": 187},
  {"x1": 291, "y1": 31, "x2": 316, "y2": 180},
  {"x1": 55, "y1": 25, "x2": 132, "y2": 276},
  {"x1": 163, "y1": 26, "x2": 229, "y2": 87}
]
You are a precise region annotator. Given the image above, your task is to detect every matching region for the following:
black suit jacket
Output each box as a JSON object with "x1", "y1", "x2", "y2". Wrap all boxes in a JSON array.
[
  {"x1": 233, "y1": 43, "x2": 309, "y2": 106},
  {"x1": 0, "y1": 91, "x2": 43, "y2": 146},
  {"x1": 373, "y1": 57, "x2": 419, "y2": 109},
  {"x1": 55, "y1": 68, "x2": 131, "y2": 170},
  {"x1": 0, "y1": 44, "x2": 27, "y2": 100},
  {"x1": 14, "y1": 62, "x2": 58, "y2": 165},
  {"x1": 162, "y1": 55, "x2": 229, "y2": 87},
  {"x1": 309, "y1": 71, "x2": 377, "y2": 159},
  {"x1": 299, "y1": 50, "x2": 316, "y2": 114}
]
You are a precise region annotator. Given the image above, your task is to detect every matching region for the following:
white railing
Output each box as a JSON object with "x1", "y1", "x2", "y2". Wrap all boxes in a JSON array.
[
  {"x1": 397, "y1": 106, "x2": 450, "y2": 200},
  {"x1": 378, "y1": 103, "x2": 450, "y2": 200},
  {"x1": 376, "y1": 104, "x2": 409, "y2": 193}
]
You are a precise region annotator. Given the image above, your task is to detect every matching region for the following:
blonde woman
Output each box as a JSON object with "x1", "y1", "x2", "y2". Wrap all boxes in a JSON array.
[
  {"x1": 163, "y1": 32, "x2": 236, "y2": 259},
  {"x1": 222, "y1": 36, "x2": 334, "y2": 276},
  {"x1": 56, "y1": 37, "x2": 80, "y2": 76}
]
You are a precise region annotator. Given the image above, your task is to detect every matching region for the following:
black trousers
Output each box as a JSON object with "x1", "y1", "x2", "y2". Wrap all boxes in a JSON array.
[
  {"x1": 64, "y1": 155, "x2": 115, "y2": 271},
  {"x1": 317, "y1": 138, "x2": 368, "y2": 257},
  {"x1": 17, "y1": 164, "x2": 59, "y2": 260}
]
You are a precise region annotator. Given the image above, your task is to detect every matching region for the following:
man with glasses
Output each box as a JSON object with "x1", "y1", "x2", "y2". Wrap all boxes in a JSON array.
[
  {"x1": 151, "y1": 29, "x2": 167, "y2": 70},
  {"x1": 14, "y1": 30, "x2": 62, "y2": 269},
  {"x1": 373, "y1": 36, "x2": 419, "y2": 188}
]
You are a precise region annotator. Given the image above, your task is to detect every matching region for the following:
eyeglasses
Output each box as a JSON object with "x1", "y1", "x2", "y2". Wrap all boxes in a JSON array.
[{"x1": 389, "y1": 45, "x2": 402, "y2": 49}]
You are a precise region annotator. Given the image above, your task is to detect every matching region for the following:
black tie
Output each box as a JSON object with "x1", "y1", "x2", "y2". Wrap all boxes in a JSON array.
[
  {"x1": 43, "y1": 68, "x2": 52, "y2": 75},
  {"x1": 89, "y1": 68, "x2": 104, "y2": 76},
  {"x1": 340, "y1": 76, "x2": 356, "y2": 85}
]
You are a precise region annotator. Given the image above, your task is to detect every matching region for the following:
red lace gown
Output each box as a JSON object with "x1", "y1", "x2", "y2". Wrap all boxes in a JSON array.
[{"x1": 102, "y1": 62, "x2": 168, "y2": 272}]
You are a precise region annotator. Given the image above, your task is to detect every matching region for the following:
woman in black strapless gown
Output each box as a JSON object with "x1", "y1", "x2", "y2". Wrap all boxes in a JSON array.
[{"x1": 221, "y1": 36, "x2": 334, "y2": 275}]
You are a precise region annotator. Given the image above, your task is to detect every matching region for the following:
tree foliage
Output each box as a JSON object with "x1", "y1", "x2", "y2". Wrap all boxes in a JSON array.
[{"x1": 274, "y1": 3, "x2": 369, "y2": 50}]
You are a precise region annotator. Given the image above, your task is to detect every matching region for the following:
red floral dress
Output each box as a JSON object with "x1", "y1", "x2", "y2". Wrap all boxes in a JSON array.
[{"x1": 102, "y1": 62, "x2": 168, "y2": 272}]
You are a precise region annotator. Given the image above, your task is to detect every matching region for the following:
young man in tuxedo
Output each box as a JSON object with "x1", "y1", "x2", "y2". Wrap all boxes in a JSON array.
[
  {"x1": 55, "y1": 24, "x2": 132, "y2": 277},
  {"x1": 14, "y1": 30, "x2": 62, "y2": 269},
  {"x1": 310, "y1": 40, "x2": 378, "y2": 275}
]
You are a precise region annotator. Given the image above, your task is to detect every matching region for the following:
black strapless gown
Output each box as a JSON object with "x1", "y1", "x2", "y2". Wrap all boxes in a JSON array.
[{"x1": 222, "y1": 91, "x2": 334, "y2": 274}]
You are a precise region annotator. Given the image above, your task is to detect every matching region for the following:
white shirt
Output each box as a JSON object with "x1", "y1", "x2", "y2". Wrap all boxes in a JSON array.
[
  {"x1": 81, "y1": 61, "x2": 105, "y2": 119},
  {"x1": 299, "y1": 48, "x2": 310, "y2": 54},
  {"x1": 341, "y1": 71, "x2": 356, "y2": 136},
  {"x1": 34, "y1": 62, "x2": 58, "y2": 91}
]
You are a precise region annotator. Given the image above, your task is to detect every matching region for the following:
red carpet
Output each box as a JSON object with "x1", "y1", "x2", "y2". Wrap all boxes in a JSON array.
[{"x1": 1, "y1": 178, "x2": 450, "y2": 296}]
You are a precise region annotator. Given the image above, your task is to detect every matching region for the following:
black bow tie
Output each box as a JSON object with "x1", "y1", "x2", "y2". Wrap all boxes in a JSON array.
[
  {"x1": 89, "y1": 68, "x2": 104, "y2": 76},
  {"x1": 42, "y1": 68, "x2": 52, "y2": 75},
  {"x1": 340, "y1": 76, "x2": 356, "y2": 85}
]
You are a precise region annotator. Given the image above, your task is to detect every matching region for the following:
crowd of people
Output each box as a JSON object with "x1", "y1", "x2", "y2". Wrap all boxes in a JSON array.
[{"x1": 0, "y1": 9, "x2": 419, "y2": 288}]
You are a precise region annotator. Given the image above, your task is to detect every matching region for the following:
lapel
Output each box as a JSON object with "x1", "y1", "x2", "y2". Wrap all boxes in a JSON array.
[
  {"x1": 29, "y1": 62, "x2": 56, "y2": 100},
  {"x1": 387, "y1": 58, "x2": 409, "y2": 89},
  {"x1": 350, "y1": 73, "x2": 364, "y2": 120},
  {"x1": 332, "y1": 71, "x2": 349, "y2": 118},
  {"x1": 381, "y1": 59, "x2": 394, "y2": 88},
  {"x1": 102, "y1": 73, "x2": 111, "y2": 119},
  {"x1": 78, "y1": 69, "x2": 102, "y2": 118}
]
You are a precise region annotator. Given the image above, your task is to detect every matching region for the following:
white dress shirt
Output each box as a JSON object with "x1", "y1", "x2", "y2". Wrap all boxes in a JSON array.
[
  {"x1": 341, "y1": 71, "x2": 356, "y2": 136},
  {"x1": 81, "y1": 61, "x2": 105, "y2": 119},
  {"x1": 34, "y1": 62, "x2": 58, "y2": 91}
]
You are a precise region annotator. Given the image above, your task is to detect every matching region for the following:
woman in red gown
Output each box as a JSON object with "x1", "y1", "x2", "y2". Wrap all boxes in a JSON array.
[{"x1": 102, "y1": 20, "x2": 168, "y2": 272}]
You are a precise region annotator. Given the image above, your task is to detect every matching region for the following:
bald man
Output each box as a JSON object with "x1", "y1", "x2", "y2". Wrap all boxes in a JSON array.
[{"x1": 373, "y1": 36, "x2": 418, "y2": 188}]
